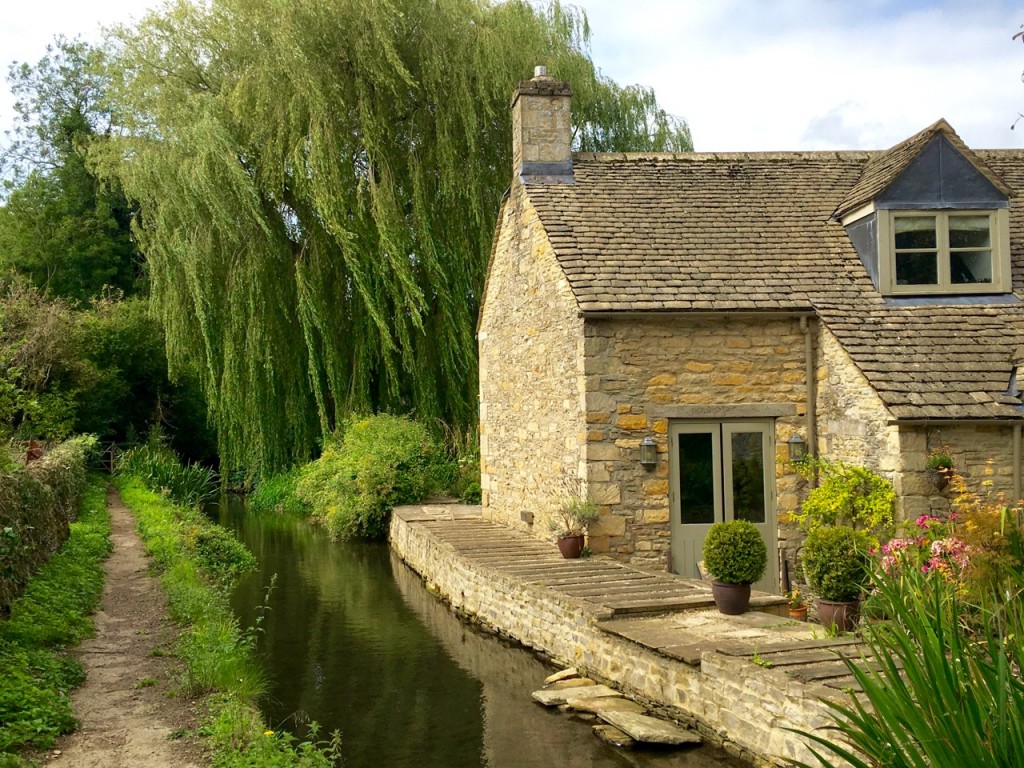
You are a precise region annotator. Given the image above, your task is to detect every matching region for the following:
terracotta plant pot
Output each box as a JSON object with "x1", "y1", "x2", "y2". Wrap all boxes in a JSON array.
[
  {"x1": 556, "y1": 534, "x2": 585, "y2": 559},
  {"x1": 788, "y1": 606, "x2": 808, "y2": 622},
  {"x1": 711, "y1": 581, "x2": 751, "y2": 615},
  {"x1": 817, "y1": 599, "x2": 860, "y2": 633}
]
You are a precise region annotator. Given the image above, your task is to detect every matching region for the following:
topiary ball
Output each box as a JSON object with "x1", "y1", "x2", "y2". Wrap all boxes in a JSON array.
[
  {"x1": 702, "y1": 520, "x2": 768, "y2": 585},
  {"x1": 801, "y1": 525, "x2": 870, "y2": 602}
]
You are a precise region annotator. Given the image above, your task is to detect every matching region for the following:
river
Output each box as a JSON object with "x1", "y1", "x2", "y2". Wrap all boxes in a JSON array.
[{"x1": 214, "y1": 497, "x2": 746, "y2": 768}]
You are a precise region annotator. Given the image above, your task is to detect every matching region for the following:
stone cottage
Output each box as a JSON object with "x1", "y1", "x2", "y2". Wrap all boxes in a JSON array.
[{"x1": 477, "y1": 68, "x2": 1024, "y2": 592}]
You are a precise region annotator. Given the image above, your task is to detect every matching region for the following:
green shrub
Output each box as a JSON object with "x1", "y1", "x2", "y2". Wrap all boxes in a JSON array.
[
  {"x1": 296, "y1": 414, "x2": 454, "y2": 540},
  {"x1": 0, "y1": 435, "x2": 96, "y2": 613},
  {"x1": 443, "y1": 424, "x2": 481, "y2": 504},
  {"x1": 791, "y1": 460, "x2": 895, "y2": 546},
  {"x1": 800, "y1": 525, "x2": 871, "y2": 602},
  {"x1": 0, "y1": 475, "x2": 109, "y2": 757},
  {"x1": 181, "y1": 517, "x2": 257, "y2": 584},
  {"x1": 702, "y1": 520, "x2": 767, "y2": 585}
]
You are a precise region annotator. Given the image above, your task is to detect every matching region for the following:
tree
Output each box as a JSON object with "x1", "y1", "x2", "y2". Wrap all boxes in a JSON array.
[
  {"x1": 0, "y1": 38, "x2": 141, "y2": 302},
  {"x1": 98, "y1": 0, "x2": 692, "y2": 475}
]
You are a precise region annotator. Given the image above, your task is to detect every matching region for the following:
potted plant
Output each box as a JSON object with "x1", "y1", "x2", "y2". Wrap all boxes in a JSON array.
[
  {"x1": 549, "y1": 496, "x2": 600, "y2": 559},
  {"x1": 702, "y1": 520, "x2": 768, "y2": 615},
  {"x1": 786, "y1": 588, "x2": 807, "y2": 621},
  {"x1": 925, "y1": 446, "x2": 955, "y2": 491},
  {"x1": 800, "y1": 525, "x2": 871, "y2": 633}
]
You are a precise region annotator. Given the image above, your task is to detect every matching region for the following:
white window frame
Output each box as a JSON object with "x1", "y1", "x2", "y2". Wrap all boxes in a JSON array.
[{"x1": 878, "y1": 209, "x2": 1010, "y2": 295}]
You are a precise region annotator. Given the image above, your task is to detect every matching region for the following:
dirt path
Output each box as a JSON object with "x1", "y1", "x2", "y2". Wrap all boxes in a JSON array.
[{"x1": 46, "y1": 487, "x2": 206, "y2": 767}]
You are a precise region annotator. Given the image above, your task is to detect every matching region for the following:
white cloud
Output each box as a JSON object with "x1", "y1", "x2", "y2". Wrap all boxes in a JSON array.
[
  {"x1": 1, "y1": 0, "x2": 1022, "y2": 153},
  {"x1": 579, "y1": 0, "x2": 1024, "y2": 150}
]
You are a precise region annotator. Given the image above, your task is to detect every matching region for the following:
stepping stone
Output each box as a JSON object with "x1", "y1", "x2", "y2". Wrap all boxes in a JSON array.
[
  {"x1": 532, "y1": 684, "x2": 620, "y2": 707},
  {"x1": 567, "y1": 696, "x2": 646, "y2": 716},
  {"x1": 598, "y1": 711, "x2": 702, "y2": 746},
  {"x1": 593, "y1": 725, "x2": 635, "y2": 748},
  {"x1": 547, "y1": 677, "x2": 596, "y2": 690},
  {"x1": 545, "y1": 667, "x2": 579, "y2": 684}
]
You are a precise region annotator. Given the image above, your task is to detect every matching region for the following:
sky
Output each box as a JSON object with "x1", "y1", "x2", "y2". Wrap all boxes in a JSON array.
[{"x1": 1, "y1": 0, "x2": 1022, "y2": 152}]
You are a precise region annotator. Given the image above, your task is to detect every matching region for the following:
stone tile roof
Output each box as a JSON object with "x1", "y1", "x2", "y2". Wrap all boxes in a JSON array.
[{"x1": 520, "y1": 144, "x2": 1024, "y2": 420}]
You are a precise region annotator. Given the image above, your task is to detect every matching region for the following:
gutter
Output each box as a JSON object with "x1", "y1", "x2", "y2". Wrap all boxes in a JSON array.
[
  {"x1": 801, "y1": 316, "x2": 818, "y2": 467},
  {"x1": 579, "y1": 309, "x2": 817, "y2": 321}
]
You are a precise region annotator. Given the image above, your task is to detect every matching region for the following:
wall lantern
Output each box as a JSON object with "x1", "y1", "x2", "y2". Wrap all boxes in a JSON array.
[
  {"x1": 787, "y1": 434, "x2": 808, "y2": 463},
  {"x1": 639, "y1": 436, "x2": 658, "y2": 470}
]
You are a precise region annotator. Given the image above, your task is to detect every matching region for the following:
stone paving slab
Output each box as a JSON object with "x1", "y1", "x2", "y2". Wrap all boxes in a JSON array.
[
  {"x1": 532, "y1": 684, "x2": 621, "y2": 706},
  {"x1": 598, "y1": 711, "x2": 702, "y2": 745}
]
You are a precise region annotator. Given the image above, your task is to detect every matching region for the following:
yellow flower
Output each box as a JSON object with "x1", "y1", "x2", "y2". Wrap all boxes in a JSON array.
[{"x1": 264, "y1": 730, "x2": 274, "y2": 736}]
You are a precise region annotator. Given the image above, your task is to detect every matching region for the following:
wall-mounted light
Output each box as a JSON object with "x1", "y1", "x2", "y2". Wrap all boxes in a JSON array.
[
  {"x1": 639, "y1": 436, "x2": 658, "y2": 470},
  {"x1": 787, "y1": 434, "x2": 808, "y2": 463}
]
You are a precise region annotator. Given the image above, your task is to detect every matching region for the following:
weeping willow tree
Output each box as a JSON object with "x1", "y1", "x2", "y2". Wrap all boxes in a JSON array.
[{"x1": 95, "y1": 0, "x2": 692, "y2": 475}]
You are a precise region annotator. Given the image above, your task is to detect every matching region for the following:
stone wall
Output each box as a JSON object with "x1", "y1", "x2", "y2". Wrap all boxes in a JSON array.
[
  {"x1": 898, "y1": 423, "x2": 1022, "y2": 519},
  {"x1": 582, "y1": 315, "x2": 809, "y2": 572},
  {"x1": 390, "y1": 511, "x2": 840, "y2": 768},
  {"x1": 478, "y1": 183, "x2": 585, "y2": 537},
  {"x1": 815, "y1": 326, "x2": 900, "y2": 474}
]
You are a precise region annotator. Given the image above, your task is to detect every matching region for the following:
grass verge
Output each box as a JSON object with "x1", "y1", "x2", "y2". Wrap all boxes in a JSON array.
[
  {"x1": 114, "y1": 477, "x2": 339, "y2": 767},
  {"x1": 0, "y1": 474, "x2": 111, "y2": 766}
]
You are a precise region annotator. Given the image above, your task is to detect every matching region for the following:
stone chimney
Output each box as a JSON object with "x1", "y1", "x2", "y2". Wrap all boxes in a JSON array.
[{"x1": 511, "y1": 65, "x2": 573, "y2": 182}]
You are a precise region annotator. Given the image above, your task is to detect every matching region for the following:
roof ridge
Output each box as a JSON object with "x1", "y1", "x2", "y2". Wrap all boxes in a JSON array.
[{"x1": 573, "y1": 150, "x2": 877, "y2": 162}]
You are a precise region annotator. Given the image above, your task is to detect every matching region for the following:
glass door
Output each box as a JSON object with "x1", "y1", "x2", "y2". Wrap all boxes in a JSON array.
[{"x1": 668, "y1": 420, "x2": 777, "y2": 593}]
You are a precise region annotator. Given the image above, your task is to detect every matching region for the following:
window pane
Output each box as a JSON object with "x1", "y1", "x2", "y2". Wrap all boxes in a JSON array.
[
  {"x1": 678, "y1": 432, "x2": 715, "y2": 525},
  {"x1": 949, "y1": 215, "x2": 990, "y2": 248},
  {"x1": 730, "y1": 432, "x2": 765, "y2": 524},
  {"x1": 950, "y1": 250, "x2": 993, "y2": 284},
  {"x1": 894, "y1": 216, "x2": 936, "y2": 249},
  {"x1": 896, "y1": 252, "x2": 938, "y2": 285}
]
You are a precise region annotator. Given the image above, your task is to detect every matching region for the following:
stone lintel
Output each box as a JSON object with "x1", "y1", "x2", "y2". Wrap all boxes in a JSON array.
[{"x1": 649, "y1": 403, "x2": 799, "y2": 420}]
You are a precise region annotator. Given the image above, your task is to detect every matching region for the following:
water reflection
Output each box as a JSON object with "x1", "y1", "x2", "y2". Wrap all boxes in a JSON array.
[{"x1": 216, "y1": 497, "x2": 745, "y2": 768}]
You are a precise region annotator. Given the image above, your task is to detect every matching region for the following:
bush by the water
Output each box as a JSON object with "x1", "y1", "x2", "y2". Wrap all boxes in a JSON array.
[
  {"x1": 296, "y1": 414, "x2": 454, "y2": 540},
  {"x1": 0, "y1": 475, "x2": 110, "y2": 761},
  {"x1": 115, "y1": 439, "x2": 218, "y2": 507},
  {"x1": 0, "y1": 435, "x2": 97, "y2": 614}
]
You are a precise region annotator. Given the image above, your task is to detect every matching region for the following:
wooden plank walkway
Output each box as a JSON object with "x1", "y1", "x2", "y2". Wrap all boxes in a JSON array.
[{"x1": 398, "y1": 505, "x2": 868, "y2": 693}]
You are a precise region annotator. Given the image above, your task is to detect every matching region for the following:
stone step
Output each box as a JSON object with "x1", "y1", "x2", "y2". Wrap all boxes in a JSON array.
[
  {"x1": 597, "y1": 710, "x2": 702, "y2": 746},
  {"x1": 531, "y1": 684, "x2": 621, "y2": 707}
]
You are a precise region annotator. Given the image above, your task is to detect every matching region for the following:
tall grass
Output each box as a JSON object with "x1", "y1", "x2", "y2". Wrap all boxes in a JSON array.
[
  {"x1": 115, "y1": 478, "x2": 338, "y2": 766},
  {"x1": 0, "y1": 475, "x2": 110, "y2": 763},
  {"x1": 115, "y1": 442, "x2": 218, "y2": 507}
]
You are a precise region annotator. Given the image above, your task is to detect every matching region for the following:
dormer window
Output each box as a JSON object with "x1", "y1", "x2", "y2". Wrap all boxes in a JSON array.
[
  {"x1": 835, "y1": 123, "x2": 1014, "y2": 298},
  {"x1": 889, "y1": 210, "x2": 1007, "y2": 293}
]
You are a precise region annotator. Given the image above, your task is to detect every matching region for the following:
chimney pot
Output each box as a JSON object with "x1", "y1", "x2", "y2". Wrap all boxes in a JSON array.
[{"x1": 533, "y1": 65, "x2": 547, "y2": 78}]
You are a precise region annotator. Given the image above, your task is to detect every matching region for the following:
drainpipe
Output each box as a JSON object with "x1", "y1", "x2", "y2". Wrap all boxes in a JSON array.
[
  {"x1": 801, "y1": 316, "x2": 818, "y2": 469},
  {"x1": 1014, "y1": 424, "x2": 1022, "y2": 504}
]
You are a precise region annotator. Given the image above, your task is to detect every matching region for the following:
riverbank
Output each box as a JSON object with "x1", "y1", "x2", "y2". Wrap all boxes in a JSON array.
[{"x1": 389, "y1": 504, "x2": 854, "y2": 767}]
